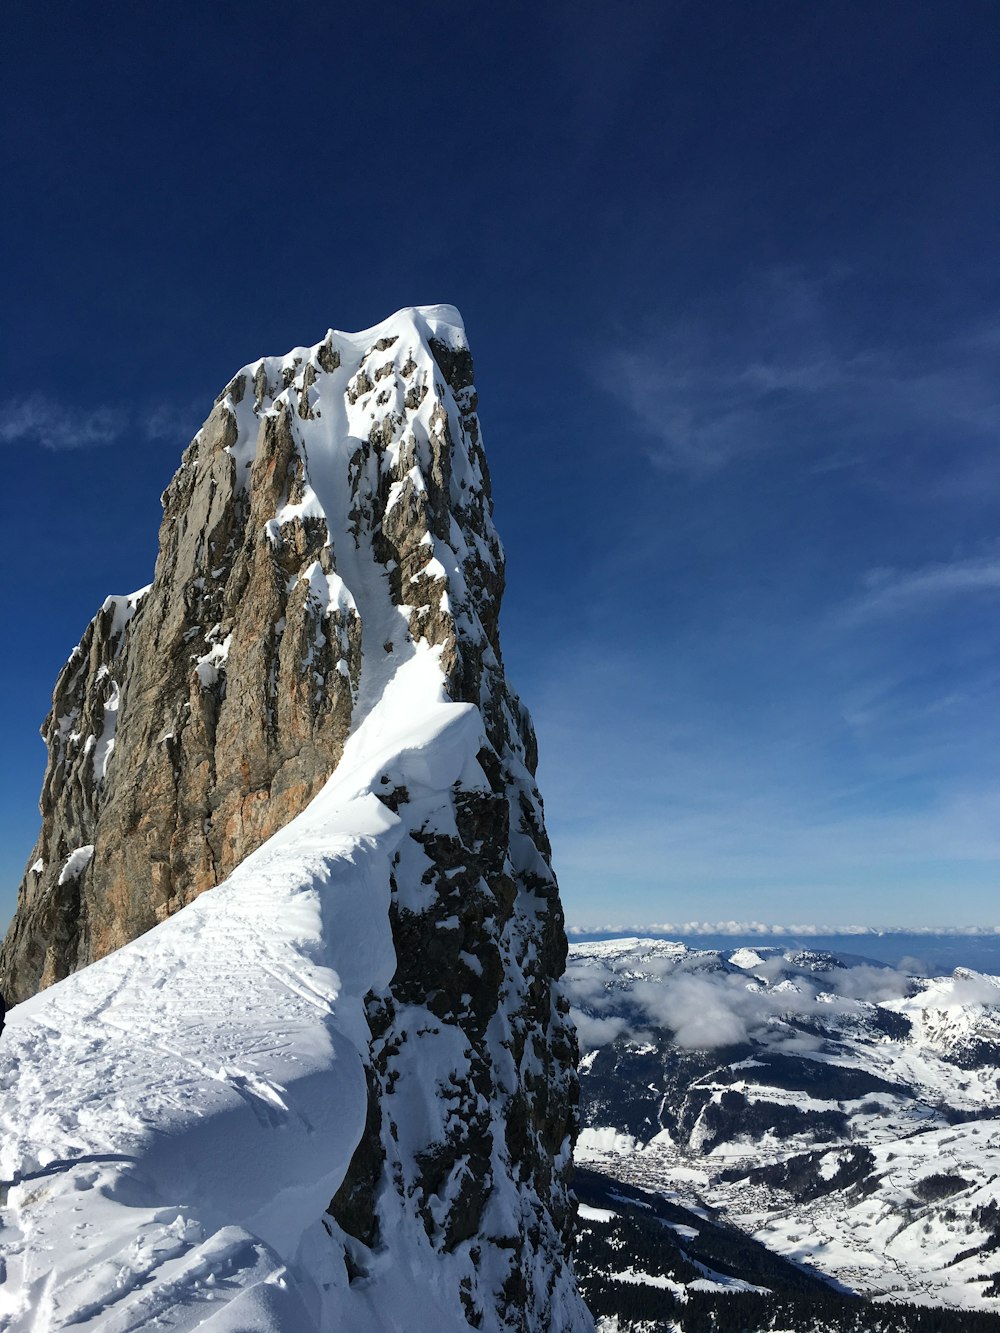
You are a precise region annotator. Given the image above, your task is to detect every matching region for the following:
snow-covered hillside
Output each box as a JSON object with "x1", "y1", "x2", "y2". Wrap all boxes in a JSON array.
[
  {"x1": 0, "y1": 307, "x2": 588, "y2": 1331},
  {"x1": 567, "y1": 938, "x2": 1000, "y2": 1317}
]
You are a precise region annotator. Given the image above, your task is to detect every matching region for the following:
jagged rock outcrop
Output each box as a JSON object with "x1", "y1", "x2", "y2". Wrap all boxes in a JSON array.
[
  {"x1": 0, "y1": 305, "x2": 585, "y2": 1329},
  {"x1": 2, "y1": 312, "x2": 511, "y2": 991}
]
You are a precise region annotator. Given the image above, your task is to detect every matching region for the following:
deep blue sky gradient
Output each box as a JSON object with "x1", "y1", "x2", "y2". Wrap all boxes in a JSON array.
[{"x1": 2, "y1": 2, "x2": 998, "y2": 930}]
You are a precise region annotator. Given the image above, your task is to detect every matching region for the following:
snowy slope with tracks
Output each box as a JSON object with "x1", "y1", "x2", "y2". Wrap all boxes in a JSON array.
[{"x1": 0, "y1": 650, "x2": 488, "y2": 1330}]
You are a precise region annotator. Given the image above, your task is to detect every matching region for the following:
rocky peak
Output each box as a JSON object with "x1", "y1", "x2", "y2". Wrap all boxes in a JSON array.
[
  {"x1": 2, "y1": 306, "x2": 510, "y2": 993},
  {"x1": 1, "y1": 305, "x2": 586, "y2": 1328}
]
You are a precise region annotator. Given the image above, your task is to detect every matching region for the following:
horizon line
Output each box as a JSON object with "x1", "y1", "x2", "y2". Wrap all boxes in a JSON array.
[{"x1": 566, "y1": 922, "x2": 1000, "y2": 938}]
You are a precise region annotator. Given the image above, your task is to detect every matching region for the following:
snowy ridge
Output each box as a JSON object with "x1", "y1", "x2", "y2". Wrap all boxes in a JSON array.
[{"x1": 0, "y1": 655, "x2": 482, "y2": 1329}]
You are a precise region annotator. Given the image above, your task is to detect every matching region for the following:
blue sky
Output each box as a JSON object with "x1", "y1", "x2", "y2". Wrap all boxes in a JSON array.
[{"x1": 1, "y1": 2, "x2": 997, "y2": 932}]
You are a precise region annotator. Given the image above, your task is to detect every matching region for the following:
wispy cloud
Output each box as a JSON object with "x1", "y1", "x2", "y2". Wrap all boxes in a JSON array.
[
  {"x1": 845, "y1": 556, "x2": 1000, "y2": 622},
  {"x1": 0, "y1": 396, "x2": 127, "y2": 451},
  {"x1": 0, "y1": 395, "x2": 204, "y2": 452},
  {"x1": 602, "y1": 268, "x2": 1000, "y2": 476},
  {"x1": 143, "y1": 400, "x2": 203, "y2": 442},
  {"x1": 551, "y1": 780, "x2": 1000, "y2": 884},
  {"x1": 524, "y1": 606, "x2": 1000, "y2": 931}
]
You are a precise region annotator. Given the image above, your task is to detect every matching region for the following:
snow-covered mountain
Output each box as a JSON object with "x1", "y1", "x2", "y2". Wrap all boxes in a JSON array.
[
  {"x1": 0, "y1": 307, "x2": 588, "y2": 1331},
  {"x1": 567, "y1": 938, "x2": 1000, "y2": 1325}
]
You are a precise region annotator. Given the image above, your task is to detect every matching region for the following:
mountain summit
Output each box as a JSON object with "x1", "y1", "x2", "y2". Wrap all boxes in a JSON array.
[{"x1": 0, "y1": 307, "x2": 588, "y2": 1330}]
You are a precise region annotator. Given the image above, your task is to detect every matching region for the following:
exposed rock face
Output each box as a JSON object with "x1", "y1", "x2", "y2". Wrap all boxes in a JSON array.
[{"x1": 1, "y1": 305, "x2": 585, "y2": 1328}]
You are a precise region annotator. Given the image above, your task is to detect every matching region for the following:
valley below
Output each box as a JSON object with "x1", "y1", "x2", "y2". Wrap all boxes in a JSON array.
[{"x1": 567, "y1": 938, "x2": 1000, "y2": 1330}]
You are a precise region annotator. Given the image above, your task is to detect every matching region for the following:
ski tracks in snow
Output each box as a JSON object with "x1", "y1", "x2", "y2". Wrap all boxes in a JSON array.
[
  {"x1": 0, "y1": 837, "x2": 371, "y2": 1328},
  {"x1": 0, "y1": 650, "x2": 483, "y2": 1330}
]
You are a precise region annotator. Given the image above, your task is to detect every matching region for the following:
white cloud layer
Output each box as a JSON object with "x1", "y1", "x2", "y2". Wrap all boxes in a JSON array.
[
  {"x1": 565, "y1": 944, "x2": 1000, "y2": 1052},
  {"x1": 567, "y1": 956, "x2": 914, "y2": 1052}
]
